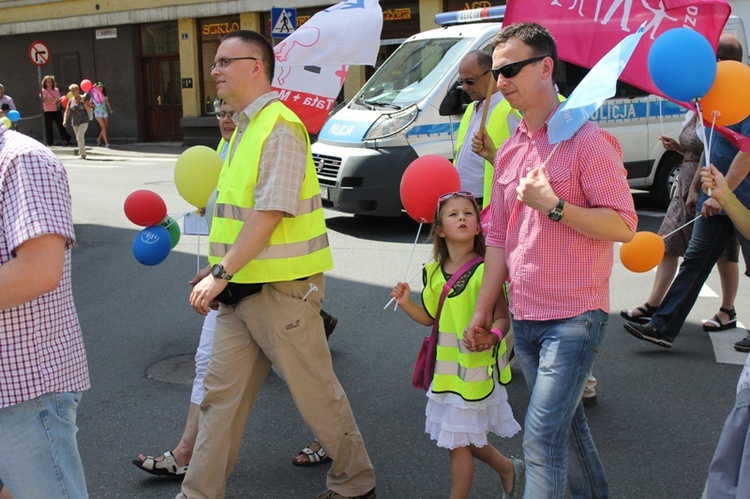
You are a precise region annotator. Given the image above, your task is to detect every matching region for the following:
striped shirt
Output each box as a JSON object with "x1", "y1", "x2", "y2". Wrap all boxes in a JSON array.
[
  {"x1": 0, "y1": 123, "x2": 89, "y2": 408},
  {"x1": 486, "y1": 116, "x2": 638, "y2": 321}
]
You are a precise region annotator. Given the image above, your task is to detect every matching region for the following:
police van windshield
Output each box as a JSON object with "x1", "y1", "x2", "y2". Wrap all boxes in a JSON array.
[{"x1": 356, "y1": 37, "x2": 473, "y2": 109}]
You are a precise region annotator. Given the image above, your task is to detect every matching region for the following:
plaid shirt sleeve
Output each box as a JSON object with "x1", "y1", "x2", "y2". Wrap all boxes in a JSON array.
[{"x1": 253, "y1": 119, "x2": 308, "y2": 216}]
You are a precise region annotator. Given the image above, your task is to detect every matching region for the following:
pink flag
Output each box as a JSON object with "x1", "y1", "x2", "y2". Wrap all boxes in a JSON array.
[
  {"x1": 504, "y1": 0, "x2": 749, "y2": 149},
  {"x1": 504, "y1": 0, "x2": 730, "y2": 97},
  {"x1": 272, "y1": 0, "x2": 383, "y2": 133}
]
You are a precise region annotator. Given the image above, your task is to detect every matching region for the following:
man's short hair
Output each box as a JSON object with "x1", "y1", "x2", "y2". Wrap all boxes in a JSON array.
[
  {"x1": 717, "y1": 34, "x2": 743, "y2": 62},
  {"x1": 221, "y1": 30, "x2": 275, "y2": 82},
  {"x1": 492, "y1": 23, "x2": 559, "y2": 83}
]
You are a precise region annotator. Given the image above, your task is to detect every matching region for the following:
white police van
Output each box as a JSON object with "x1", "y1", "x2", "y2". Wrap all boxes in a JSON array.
[{"x1": 312, "y1": 7, "x2": 741, "y2": 217}]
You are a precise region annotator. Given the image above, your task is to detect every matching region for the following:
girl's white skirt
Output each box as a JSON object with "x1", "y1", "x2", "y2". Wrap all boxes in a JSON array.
[{"x1": 425, "y1": 381, "x2": 521, "y2": 449}]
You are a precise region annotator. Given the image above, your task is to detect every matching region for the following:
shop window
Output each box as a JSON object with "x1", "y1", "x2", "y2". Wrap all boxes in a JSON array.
[{"x1": 199, "y1": 16, "x2": 241, "y2": 116}]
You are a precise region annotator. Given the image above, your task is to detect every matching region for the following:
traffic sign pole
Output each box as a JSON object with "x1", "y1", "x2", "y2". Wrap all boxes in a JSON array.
[
  {"x1": 29, "y1": 41, "x2": 50, "y2": 144},
  {"x1": 39, "y1": 66, "x2": 46, "y2": 145}
]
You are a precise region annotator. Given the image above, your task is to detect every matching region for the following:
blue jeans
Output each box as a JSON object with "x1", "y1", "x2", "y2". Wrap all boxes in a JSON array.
[
  {"x1": 0, "y1": 392, "x2": 88, "y2": 498},
  {"x1": 651, "y1": 215, "x2": 750, "y2": 341},
  {"x1": 513, "y1": 310, "x2": 609, "y2": 499}
]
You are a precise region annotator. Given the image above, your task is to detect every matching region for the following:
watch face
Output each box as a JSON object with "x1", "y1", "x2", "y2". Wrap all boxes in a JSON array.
[{"x1": 212, "y1": 264, "x2": 223, "y2": 278}]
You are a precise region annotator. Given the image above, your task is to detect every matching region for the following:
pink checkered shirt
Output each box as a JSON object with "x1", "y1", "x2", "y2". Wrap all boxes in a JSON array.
[
  {"x1": 0, "y1": 124, "x2": 89, "y2": 409},
  {"x1": 486, "y1": 118, "x2": 638, "y2": 321}
]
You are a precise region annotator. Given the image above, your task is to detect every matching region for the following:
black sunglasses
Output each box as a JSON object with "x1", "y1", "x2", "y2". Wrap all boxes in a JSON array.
[
  {"x1": 457, "y1": 69, "x2": 491, "y2": 86},
  {"x1": 491, "y1": 55, "x2": 548, "y2": 80}
]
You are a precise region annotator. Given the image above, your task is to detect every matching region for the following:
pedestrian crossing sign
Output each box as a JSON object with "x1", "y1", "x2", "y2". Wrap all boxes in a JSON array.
[{"x1": 271, "y1": 7, "x2": 297, "y2": 39}]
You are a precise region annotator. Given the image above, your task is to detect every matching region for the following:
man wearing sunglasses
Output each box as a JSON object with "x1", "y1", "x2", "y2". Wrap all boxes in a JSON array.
[
  {"x1": 454, "y1": 50, "x2": 520, "y2": 208},
  {"x1": 466, "y1": 23, "x2": 637, "y2": 499}
]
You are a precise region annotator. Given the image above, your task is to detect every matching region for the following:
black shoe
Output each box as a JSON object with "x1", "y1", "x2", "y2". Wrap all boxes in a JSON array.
[
  {"x1": 623, "y1": 322, "x2": 673, "y2": 348},
  {"x1": 735, "y1": 336, "x2": 750, "y2": 353},
  {"x1": 324, "y1": 314, "x2": 338, "y2": 340},
  {"x1": 315, "y1": 488, "x2": 375, "y2": 499},
  {"x1": 582, "y1": 394, "x2": 597, "y2": 407}
]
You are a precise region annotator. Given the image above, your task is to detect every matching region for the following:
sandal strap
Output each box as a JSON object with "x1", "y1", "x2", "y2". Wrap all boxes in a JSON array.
[
  {"x1": 720, "y1": 307, "x2": 736, "y2": 318},
  {"x1": 141, "y1": 451, "x2": 187, "y2": 474},
  {"x1": 641, "y1": 303, "x2": 658, "y2": 314},
  {"x1": 299, "y1": 446, "x2": 326, "y2": 463}
]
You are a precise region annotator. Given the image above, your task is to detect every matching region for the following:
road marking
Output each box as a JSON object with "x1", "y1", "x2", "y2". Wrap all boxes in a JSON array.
[{"x1": 709, "y1": 322, "x2": 749, "y2": 365}]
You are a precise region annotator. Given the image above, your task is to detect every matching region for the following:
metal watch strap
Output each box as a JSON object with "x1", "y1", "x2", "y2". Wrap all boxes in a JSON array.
[{"x1": 548, "y1": 198, "x2": 565, "y2": 221}]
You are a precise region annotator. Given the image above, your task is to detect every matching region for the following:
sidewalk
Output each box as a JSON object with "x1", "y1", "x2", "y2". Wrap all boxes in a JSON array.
[{"x1": 49, "y1": 141, "x2": 184, "y2": 159}]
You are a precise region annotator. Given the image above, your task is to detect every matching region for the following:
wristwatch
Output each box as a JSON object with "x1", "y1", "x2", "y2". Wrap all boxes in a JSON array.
[
  {"x1": 548, "y1": 199, "x2": 565, "y2": 222},
  {"x1": 211, "y1": 263, "x2": 233, "y2": 280}
]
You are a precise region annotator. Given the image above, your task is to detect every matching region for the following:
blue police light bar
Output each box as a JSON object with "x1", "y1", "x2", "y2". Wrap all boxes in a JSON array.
[{"x1": 435, "y1": 6, "x2": 506, "y2": 27}]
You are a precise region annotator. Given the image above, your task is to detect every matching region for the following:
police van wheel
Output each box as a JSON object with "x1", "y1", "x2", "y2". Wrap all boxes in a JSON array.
[{"x1": 652, "y1": 153, "x2": 682, "y2": 209}]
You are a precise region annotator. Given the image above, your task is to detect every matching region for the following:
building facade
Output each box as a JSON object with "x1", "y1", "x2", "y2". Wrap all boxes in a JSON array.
[{"x1": 0, "y1": 0, "x2": 501, "y2": 145}]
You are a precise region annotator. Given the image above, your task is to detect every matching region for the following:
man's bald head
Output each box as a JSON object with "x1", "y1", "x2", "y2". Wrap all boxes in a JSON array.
[{"x1": 717, "y1": 33, "x2": 743, "y2": 63}]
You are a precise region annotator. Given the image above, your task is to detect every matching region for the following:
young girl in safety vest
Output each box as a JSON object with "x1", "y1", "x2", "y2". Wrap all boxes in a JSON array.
[{"x1": 390, "y1": 191, "x2": 523, "y2": 499}]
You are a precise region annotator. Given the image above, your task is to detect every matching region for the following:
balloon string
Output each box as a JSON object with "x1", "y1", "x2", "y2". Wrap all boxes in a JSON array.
[
  {"x1": 383, "y1": 264, "x2": 426, "y2": 310},
  {"x1": 394, "y1": 222, "x2": 424, "y2": 311},
  {"x1": 662, "y1": 215, "x2": 701, "y2": 240},
  {"x1": 542, "y1": 142, "x2": 561, "y2": 168},
  {"x1": 165, "y1": 211, "x2": 192, "y2": 227},
  {"x1": 197, "y1": 232, "x2": 201, "y2": 275},
  {"x1": 695, "y1": 101, "x2": 714, "y2": 197},
  {"x1": 659, "y1": 99, "x2": 664, "y2": 138}
]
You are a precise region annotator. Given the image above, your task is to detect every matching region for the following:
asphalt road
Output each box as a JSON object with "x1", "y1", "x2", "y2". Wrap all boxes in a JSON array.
[{"x1": 55, "y1": 144, "x2": 748, "y2": 498}]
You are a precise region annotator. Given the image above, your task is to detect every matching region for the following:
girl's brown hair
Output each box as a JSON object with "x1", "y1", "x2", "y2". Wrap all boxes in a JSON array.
[{"x1": 430, "y1": 193, "x2": 486, "y2": 264}]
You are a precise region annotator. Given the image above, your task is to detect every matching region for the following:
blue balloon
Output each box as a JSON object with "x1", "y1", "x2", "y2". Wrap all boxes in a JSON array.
[
  {"x1": 132, "y1": 226, "x2": 171, "y2": 266},
  {"x1": 6, "y1": 110, "x2": 20, "y2": 123},
  {"x1": 648, "y1": 28, "x2": 716, "y2": 102}
]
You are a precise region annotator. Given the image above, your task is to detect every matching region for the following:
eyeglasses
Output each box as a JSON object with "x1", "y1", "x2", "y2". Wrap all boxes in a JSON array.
[
  {"x1": 215, "y1": 110, "x2": 236, "y2": 120},
  {"x1": 210, "y1": 57, "x2": 258, "y2": 72},
  {"x1": 491, "y1": 55, "x2": 548, "y2": 80},
  {"x1": 457, "y1": 69, "x2": 491, "y2": 86},
  {"x1": 438, "y1": 191, "x2": 475, "y2": 204}
]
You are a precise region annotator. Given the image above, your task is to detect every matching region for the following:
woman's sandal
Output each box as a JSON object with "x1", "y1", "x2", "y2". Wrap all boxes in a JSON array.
[
  {"x1": 131, "y1": 451, "x2": 188, "y2": 480},
  {"x1": 620, "y1": 303, "x2": 658, "y2": 325},
  {"x1": 703, "y1": 307, "x2": 738, "y2": 332},
  {"x1": 292, "y1": 440, "x2": 332, "y2": 467}
]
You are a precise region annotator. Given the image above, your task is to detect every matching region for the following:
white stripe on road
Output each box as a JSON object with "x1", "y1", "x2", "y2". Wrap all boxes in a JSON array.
[{"x1": 709, "y1": 321, "x2": 749, "y2": 365}]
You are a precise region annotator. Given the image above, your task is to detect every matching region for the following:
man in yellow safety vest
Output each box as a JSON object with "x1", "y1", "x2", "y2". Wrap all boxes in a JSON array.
[{"x1": 178, "y1": 30, "x2": 376, "y2": 499}]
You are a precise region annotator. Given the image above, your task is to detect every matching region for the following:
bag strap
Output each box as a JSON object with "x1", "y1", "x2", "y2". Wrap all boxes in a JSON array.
[{"x1": 429, "y1": 255, "x2": 484, "y2": 341}]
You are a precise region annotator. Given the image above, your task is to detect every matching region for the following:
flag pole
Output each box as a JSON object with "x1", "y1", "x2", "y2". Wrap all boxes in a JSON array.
[{"x1": 479, "y1": 77, "x2": 495, "y2": 135}]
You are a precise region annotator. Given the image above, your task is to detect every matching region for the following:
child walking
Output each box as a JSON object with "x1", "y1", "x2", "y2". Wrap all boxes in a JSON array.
[{"x1": 391, "y1": 191, "x2": 524, "y2": 499}]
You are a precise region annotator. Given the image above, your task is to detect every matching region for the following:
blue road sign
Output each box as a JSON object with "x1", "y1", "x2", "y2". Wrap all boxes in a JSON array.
[{"x1": 271, "y1": 7, "x2": 297, "y2": 39}]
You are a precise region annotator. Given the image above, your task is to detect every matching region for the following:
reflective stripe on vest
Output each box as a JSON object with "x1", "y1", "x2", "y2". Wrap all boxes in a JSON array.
[
  {"x1": 207, "y1": 101, "x2": 333, "y2": 283},
  {"x1": 454, "y1": 98, "x2": 515, "y2": 203},
  {"x1": 213, "y1": 195, "x2": 322, "y2": 223},
  {"x1": 421, "y1": 261, "x2": 511, "y2": 400}
]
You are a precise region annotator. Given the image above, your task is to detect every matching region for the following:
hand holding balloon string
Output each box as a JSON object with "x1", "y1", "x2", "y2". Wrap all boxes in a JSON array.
[{"x1": 384, "y1": 265, "x2": 425, "y2": 310}]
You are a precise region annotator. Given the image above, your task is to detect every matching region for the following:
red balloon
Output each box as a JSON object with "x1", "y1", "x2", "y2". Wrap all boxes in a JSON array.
[
  {"x1": 80, "y1": 79, "x2": 93, "y2": 92},
  {"x1": 59, "y1": 96, "x2": 69, "y2": 108},
  {"x1": 124, "y1": 190, "x2": 167, "y2": 227},
  {"x1": 400, "y1": 155, "x2": 461, "y2": 223}
]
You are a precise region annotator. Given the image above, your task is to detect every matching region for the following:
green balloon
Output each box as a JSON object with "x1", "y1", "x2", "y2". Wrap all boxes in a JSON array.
[{"x1": 159, "y1": 217, "x2": 181, "y2": 249}]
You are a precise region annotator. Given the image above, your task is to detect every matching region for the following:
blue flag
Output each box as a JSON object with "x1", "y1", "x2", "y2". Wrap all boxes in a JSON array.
[{"x1": 547, "y1": 23, "x2": 646, "y2": 144}]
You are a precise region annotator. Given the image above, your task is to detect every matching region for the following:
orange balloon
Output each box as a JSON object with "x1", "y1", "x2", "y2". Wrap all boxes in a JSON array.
[
  {"x1": 620, "y1": 231, "x2": 665, "y2": 273},
  {"x1": 699, "y1": 61, "x2": 750, "y2": 127}
]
